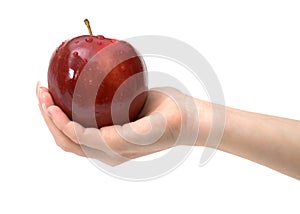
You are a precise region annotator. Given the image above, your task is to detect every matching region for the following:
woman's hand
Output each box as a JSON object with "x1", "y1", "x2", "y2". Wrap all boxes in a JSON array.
[
  {"x1": 36, "y1": 81, "x2": 300, "y2": 179},
  {"x1": 36, "y1": 83, "x2": 203, "y2": 166}
]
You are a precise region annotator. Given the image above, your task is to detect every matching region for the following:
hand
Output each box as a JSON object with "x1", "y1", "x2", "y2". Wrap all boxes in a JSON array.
[
  {"x1": 37, "y1": 82, "x2": 300, "y2": 179},
  {"x1": 36, "y1": 83, "x2": 203, "y2": 166}
]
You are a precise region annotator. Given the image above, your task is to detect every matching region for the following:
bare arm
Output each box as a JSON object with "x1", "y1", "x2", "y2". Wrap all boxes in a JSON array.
[{"x1": 197, "y1": 99, "x2": 300, "y2": 180}]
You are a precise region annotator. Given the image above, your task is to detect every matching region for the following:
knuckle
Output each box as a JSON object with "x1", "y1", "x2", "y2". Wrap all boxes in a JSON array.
[
  {"x1": 62, "y1": 121, "x2": 81, "y2": 143},
  {"x1": 60, "y1": 143, "x2": 71, "y2": 152},
  {"x1": 99, "y1": 128, "x2": 125, "y2": 154},
  {"x1": 56, "y1": 140, "x2": 71, "y2": 152},
  {"x1": 61, "y1": 122, "x2": 75, "y2": 136}
]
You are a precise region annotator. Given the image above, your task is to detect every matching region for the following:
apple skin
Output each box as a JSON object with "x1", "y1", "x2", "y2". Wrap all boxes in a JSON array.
[{"x1": 48, "y1": 35, "x2": 148, "y2": 128}]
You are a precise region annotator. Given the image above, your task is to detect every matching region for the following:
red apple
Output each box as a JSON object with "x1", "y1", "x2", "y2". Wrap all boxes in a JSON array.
[{"x1": 48, "y1": 19, "x2": 147, "y2": 128}]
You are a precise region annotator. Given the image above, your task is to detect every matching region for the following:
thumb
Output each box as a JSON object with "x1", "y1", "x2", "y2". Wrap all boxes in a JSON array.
[{"x1": 116, "y1": 112, "x2": 167, "y2": 146}]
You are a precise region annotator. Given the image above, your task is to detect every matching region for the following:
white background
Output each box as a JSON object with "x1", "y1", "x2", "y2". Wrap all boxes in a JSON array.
[{"x1": 0, "y1": 0, "x2": 299, "y2": 213}]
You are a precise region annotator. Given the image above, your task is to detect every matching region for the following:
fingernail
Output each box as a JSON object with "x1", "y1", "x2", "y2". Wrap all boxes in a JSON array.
[
  {"x1": 38, "y1": 91, "x2": 43, "y2": 106},
  {"x1": 36, "y1": 81, "x2": 41, "y2": 98},
  {"x1": 37, "y1": 86, "x2": 44, "y2": 107},
  {"x1": 39, "y1": 92, "x2": 48, "y2": 114},
  {"x1": 46, "y1": 105, "x2": 53, "y2": 118},
  {"x1": 43, "y1": 104, "x2": 53, "y2": 118},
  {"x1": 42, "y1": 103, "x2": 47, "y2": 112}
]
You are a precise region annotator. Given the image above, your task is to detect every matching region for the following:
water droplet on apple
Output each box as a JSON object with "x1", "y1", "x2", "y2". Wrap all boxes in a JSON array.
[
  {"x1": 111, "y1": 39, "x2": 118, "y2": 43},
  {"x1": 75, "y1": 40, "x2": 80, "y2": 44},
  {"x1": 97, "y1": 41, "x2": 102, "y2": 45},
  {"x1": 83, "y1": 59, "x2": 88, "y2": 63},
  {"x1": 85, "y1": 38, "x2": 93, "y2": 43},
  {"x1": 72, "y1": 51, "x2": 79, "y2": 57},
  {"x1": 97, "y1": 35, "x2": 105, "y2": 39}
]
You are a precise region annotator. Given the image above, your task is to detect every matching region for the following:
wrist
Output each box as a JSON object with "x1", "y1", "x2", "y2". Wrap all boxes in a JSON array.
[
  {"x1": 193, "y1": 98, "x2": 229, "y2": 149},
  {"x1": 194, "y1": 98, "x2": 214, "y2": 147}
]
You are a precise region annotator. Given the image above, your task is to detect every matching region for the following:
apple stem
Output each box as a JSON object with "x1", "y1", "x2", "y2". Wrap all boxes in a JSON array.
[{"x1": 84, "y1": 19, "x2": 93, "y2": 36}]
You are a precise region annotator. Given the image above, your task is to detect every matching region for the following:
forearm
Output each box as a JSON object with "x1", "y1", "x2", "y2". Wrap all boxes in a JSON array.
[{"x1": 197, "y1": 99, "x2": 300, "y2": 180}]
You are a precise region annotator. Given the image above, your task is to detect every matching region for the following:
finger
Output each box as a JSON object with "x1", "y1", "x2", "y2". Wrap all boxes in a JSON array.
[
  {"x1": 118, "y1": 112, "x2": 167, "y2": 146},
  {"x1": 36, "y1": 82, "x2": 54, "y2": 113},
  {"x1": 45, "y1": 107, "x2": 128, "y2": 165},
  {"x1": 38, "y1": 84, "x2": 132, "y2": 161},
  {"x1": 44, "y1": 107, "x2": 127, "y2": 165},
  {"x1": 41, "y1": 108, "x2": 87, "y2": 157},
  {"x1": 98, "y1": 124, "x2": 165, "y2": 160},
  {"x1": 36, "y1": 84, "x2": 86, "y2": 157},
  {"x1": 81, "y1": 145, "x2": 126, "y2": 166},
  {"x1": 36, "y1": 81, "x2": 50, "y2": 100},
  {"x1": 88, "y1": 111, "x2": 167, "y2": 158},
  {"x1": 36, "y1": 81, "x2": 41, "y2": 98},
  {"x1": 47, "y1": 105, "x2": 114, "y2": 154}
]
